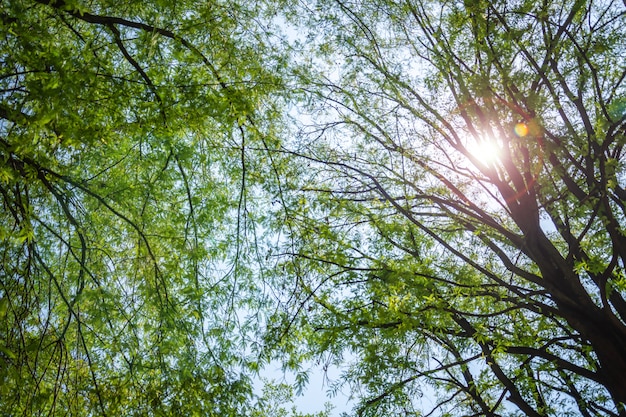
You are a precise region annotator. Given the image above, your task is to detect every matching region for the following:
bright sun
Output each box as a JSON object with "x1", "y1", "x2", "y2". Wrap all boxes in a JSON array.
[
  {"x1": 464, "y1": 122, "x2": 528, "y2": 166},
  {"x1": 466, "y1": 136, "x2": 501, "y2": 166}
]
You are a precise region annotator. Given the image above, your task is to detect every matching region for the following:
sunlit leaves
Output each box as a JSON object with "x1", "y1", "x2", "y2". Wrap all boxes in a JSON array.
[
  {"x1": 266, "y1": 0, "x2": 626, "y2": 416},
  {"x1": 0, "y1": 0, "x2": 296, "y2": 415}
]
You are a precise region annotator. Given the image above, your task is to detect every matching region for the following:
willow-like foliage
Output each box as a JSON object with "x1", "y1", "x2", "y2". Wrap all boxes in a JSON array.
[
  {"x1": 0, "y1": 1, "x2": 302, "y2": 415},
  {"x1": 269, "y1": 1, "x2": 626, "y2": 416}
]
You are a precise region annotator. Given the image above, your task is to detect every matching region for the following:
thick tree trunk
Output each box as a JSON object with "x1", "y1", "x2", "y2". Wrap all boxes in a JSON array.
[
  {"x1": 586, "y1": 325, "x2": 626, "y2": 413},
  {"x1": 559, "y1": 300, "x2": 626, "y2": 411},
  {"x1": 528, "y1": 231, "x2": 626, "y2": 413}
]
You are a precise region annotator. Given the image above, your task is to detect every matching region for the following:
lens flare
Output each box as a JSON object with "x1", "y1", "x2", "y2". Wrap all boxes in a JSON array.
[{"x1": 514, "y1": 122, "x2": 529, "y2": 137}]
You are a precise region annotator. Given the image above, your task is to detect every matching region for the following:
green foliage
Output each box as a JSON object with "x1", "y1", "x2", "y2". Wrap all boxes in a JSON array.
[
  {"x1": 253, "y1": 380, "x2": 333, "y2": 417},
  {"x1": 266, "y1": 0, "x2": 626, "y2": 416},
  {"x1": 4, "y1": 0, "x2": 626, "y2": 416},
  {"x1": 0, "y1": 0, "x2": 295, "y2": 415}
]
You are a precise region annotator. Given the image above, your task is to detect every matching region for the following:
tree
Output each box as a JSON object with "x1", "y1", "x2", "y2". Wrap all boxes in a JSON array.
[
  {"x1": 4, "y1": 0, "x2": 626, "y2": 416},
  {"x1": 268, "y1": 0, "x2": 626, "y2": 416},
  {"x1": 0, "y1": 1, "x2": 304, "y2": 415}
]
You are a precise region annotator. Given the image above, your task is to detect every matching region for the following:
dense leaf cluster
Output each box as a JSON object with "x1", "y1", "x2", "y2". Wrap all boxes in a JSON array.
[
  {"x1": 0, "y1": 1, "x2": 294, "y2": 415},
  {"x1": 268, "y1": 0, "x2": 626, "y2": 416},
  {"x1": 1, "y1": 0, "x2": 626, "y2": 416}
]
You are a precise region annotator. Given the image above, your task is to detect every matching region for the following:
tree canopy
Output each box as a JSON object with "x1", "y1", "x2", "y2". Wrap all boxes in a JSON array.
[
  {"x1": 2, "y1": 0, "x2": 626, "y2": 416},
  {"x1": 268, "y1": 0, "x2": 626, "y2": 415},
  {"x1": 0, "y1": 0, "x2": 294, "y2": 415}
]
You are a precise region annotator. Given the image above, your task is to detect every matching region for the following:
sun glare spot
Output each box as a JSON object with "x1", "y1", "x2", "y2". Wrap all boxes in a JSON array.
[{"x1": 466, "y1": 136, "x2": 501, "y2": 166}]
